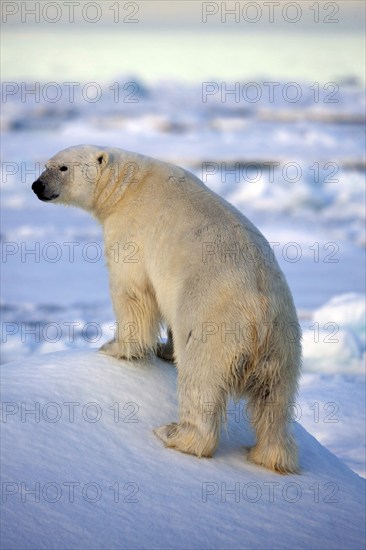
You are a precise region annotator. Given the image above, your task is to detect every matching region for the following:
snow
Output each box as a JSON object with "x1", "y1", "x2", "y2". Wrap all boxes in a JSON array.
[
  {"x1": 1, "y1": 350, "x2": 365, "y2": 550},
  {"x1": 302, "y1": 293, "x2": 366, "y2": 375}
]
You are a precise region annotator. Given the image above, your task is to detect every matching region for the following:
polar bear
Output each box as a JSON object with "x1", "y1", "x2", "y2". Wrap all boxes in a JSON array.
[{"x1": 32, "y1": 145, "x2": 301, "y2": 473}]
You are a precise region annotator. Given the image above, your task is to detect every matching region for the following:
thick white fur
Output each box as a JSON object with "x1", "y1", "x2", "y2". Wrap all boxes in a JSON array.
[{"x1": 37, "y1": 144, "x2": 301, "y2": 474}]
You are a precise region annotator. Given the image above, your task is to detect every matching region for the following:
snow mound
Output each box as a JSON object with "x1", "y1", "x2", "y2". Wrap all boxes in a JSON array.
[
  {"x1": 1, "y1": 351, "x2": 365, "y2": 550},
  {"x1": 302, "y1": 293, "x2": 366, "y2": 374}
]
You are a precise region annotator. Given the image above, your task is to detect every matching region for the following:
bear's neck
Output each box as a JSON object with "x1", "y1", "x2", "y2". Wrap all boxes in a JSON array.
[{"x1": 91, "y1": 163, "x2": 140, "y2": 221}]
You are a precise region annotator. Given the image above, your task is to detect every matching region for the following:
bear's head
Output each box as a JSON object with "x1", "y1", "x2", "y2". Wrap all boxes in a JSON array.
[{"x1": 32, "y1": 145, "x2": 109, "y2": 211}]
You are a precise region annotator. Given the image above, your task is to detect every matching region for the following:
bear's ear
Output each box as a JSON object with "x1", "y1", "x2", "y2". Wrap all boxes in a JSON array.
[{"x1": 96, "y1": 151, "x2": 109, "y2": 168}]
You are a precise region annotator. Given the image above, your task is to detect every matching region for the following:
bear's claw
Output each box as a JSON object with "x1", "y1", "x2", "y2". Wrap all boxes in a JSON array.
[
  {"x1": 154, "y1": 422, "x2": 215, "y2": 458},
  {"x1": 154, "y1": 423, "x2": 178, "y2": 444},
  {"x1": 99, "y1": 340, "x2": 120, "y2": 358}
]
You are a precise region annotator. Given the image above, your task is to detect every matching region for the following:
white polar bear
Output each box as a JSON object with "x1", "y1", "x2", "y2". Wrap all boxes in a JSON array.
[{"x1": 32, "y1": 145, "x2": 301, "y2": 473}]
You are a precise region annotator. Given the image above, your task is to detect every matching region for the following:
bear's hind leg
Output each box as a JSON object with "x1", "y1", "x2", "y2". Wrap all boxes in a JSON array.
[
  {"x1": 155, "y1": 347, "x2": 226, "y2": 457},
  {"x1": 156, "y1": 327, "x2": 175, "y2": 362},
  {"x1": 245, "y1": 356, "x2": 299, "y2": 474}
]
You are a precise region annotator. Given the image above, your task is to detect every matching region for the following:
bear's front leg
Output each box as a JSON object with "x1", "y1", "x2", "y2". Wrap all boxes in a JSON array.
[
  {"x1": 99, "y1": 294, "x2": 159, "y2": 359},
  {"x1": 99, "y1": 283, "x2": 160, "y2": 360}
]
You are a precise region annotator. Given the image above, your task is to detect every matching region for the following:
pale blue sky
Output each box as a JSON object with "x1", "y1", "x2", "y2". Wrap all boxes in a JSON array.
[{"x1": 1, "y1": 1, "x2": 365, "y2": 82}]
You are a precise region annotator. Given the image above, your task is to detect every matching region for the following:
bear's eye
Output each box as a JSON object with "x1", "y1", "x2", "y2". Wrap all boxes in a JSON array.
[{"x1": 60, "y1": 166, "x2": 68, "y2": 172}]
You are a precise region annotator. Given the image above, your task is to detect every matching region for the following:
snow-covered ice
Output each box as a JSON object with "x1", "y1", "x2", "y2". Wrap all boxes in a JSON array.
[
  {"x1": 1, "y1": 351, "x2": 365, "y2": 550},
  {"x1": 302, "y1": 293, "x2": 366, "y2": 375}
]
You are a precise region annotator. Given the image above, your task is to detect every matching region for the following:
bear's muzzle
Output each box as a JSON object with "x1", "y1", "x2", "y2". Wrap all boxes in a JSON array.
[{"x1": 32, "y1": 179, "x2": 59, "y2": 201}]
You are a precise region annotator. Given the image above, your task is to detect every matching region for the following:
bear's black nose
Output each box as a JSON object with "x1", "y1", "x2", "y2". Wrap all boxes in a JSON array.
[{"x1": 32, "y1": 180, "x2": 45, "y2": 194}]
